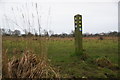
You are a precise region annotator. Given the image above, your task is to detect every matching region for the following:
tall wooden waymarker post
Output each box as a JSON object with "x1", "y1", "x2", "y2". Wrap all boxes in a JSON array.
[{"x1": 74, "y1": 14, "x2": 83, "y2": 55}]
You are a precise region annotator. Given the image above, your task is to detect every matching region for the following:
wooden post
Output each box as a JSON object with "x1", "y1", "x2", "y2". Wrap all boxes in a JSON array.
[
  {"x1": 0, "y1": 28, "x2": 2, "y2": 79},
  {"x1": 74, "y1": 14, "x2": 83, "y2": 55}
]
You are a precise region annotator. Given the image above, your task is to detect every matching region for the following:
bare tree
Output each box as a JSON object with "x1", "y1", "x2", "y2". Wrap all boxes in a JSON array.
[
  {"x1": 12, "y1": 30, "x2": 21, "y2": 36},
  {"x1": 43, "y1": 29, "x2": 49, "y2": 36}
]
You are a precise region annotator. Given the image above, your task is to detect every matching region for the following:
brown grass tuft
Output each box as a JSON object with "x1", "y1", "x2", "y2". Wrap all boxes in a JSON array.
[
  {"x1": 4, "y1": 51, "x2": 60, "y2": 78},
  {"x1": 95, "y1": 57, "x2": 119, "y2": 70}
]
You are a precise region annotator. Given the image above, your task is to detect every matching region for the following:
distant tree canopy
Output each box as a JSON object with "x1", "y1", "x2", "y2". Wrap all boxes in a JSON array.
[
  {"x1": 0, "y1": 28, "x2": 21, "y2": 36},
  {"x1": 0, "y1": 28, "x2": 119, "y2": 37},
  {"x1": 12, "y1": 30, "x2": 21, "y2": 36}
]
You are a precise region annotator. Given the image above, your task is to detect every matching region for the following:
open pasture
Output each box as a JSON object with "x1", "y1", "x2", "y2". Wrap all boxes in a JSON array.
[{"x1": 2, "y1": 36, "x2": 119, "y2": 78}]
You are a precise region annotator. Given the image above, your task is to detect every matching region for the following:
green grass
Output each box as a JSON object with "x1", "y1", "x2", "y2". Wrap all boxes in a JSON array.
[
  {"x1": 2, "y1": 37, "x2": 119, "y2": 78},
  {"x1": 47, "y1": 38, "x2": 118, "y2": 78}
]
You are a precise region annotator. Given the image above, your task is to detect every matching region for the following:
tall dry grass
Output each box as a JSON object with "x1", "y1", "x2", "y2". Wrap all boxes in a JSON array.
[
  {"x1": 2, "y1": 3, "x2": 60, "y2": 79},
  {"x1": 3, "y1": 50, "x2": 60, "y2": 78},
  {"x1": 2, "y1": 49, "x2": 9, "y2": 78}
]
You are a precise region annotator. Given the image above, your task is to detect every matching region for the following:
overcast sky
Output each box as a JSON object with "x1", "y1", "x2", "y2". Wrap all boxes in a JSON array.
[{"x1": 0, "y1": 0, "x2": 119, "y2": 34}]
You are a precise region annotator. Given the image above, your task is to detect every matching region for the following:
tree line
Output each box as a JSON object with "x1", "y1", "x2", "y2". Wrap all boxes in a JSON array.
[{"x1": 0, "y1": 28, "x2": 119, "y2": 37}]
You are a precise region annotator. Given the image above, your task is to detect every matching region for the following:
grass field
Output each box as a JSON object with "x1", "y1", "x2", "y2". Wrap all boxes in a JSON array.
[{"x1": 2, "y1": 36, "x2": 119, "y2": 78}]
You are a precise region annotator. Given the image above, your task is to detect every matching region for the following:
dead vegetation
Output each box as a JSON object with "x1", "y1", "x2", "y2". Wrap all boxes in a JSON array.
[
  {"x1": 95, "y1": 57, "x2": 119, "y2": 70},
  {"x1": 3, "y1": 51, "x2": 60, "y2": 78}
]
